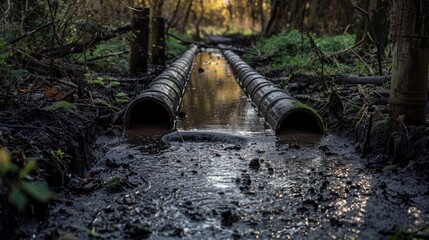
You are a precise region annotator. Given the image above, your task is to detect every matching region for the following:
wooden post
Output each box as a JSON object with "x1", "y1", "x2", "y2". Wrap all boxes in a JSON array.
[
  {"x1": 389, "y1": 0, "x2": 429, "y2": 126},
  {"x1": 130, "y1": 8, "x2": 150, "y2": 74},
  {"x1": 149, "y1": 17, "x2": 166, "y2": 66}
]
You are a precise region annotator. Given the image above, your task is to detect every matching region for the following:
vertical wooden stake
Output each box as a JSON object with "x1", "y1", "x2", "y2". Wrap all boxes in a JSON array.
[
  {"x1": 149, "y1": 17, "x2": 166, "y2": 66},
  {"x1": 389, "y1": 0, "x2": 429, "y2": 126},
  {"x1": 130, "y1": 8, "x2": 150, "y2": 74}
]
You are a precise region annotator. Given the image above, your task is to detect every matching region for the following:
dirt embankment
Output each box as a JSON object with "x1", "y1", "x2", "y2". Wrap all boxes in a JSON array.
[{"x1": 0, "y1": 72, "x2": 150, "y2": 237}]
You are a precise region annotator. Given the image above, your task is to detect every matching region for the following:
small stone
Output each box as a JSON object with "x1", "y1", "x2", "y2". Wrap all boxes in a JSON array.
[
  {"x1": 224, "y1": 144, "x2": 242, "y2": 151},
  {"x1": 249, "y1": 158, "x2": 261, "y2": 171},
  {"x1": 221, "y1": 209, "x2": 240, "y2": 227}
]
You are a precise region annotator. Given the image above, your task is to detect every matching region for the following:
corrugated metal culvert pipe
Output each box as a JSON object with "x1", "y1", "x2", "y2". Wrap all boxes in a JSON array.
[
  {"x1": 125, "y1": 45, "x2": 198, "y2": 130},
  {"x1": 222, "y1": 50, "x2": 325, "y2": 134}
]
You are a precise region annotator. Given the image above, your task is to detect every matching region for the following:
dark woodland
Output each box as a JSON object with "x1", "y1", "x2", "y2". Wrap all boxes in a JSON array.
[{"x1": 0, "y1": 0, "x2": 428, "y2": 239}]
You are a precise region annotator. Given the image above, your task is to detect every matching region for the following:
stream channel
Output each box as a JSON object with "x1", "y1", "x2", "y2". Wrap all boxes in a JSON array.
[{"x1": 31, "y1": 50, "x2": 429, "y2": 239}]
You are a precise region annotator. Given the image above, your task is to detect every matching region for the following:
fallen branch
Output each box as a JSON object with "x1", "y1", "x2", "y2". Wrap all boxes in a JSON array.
[
  {"x1": 42, "y1": 24, "x2": 131, "y2": 58},
  {"x1": 167, "y1": 33, "x2": 254, "y2": 54},
  {"x1": 7, "y1": 22, "x2": 53, "y2": 44},
  {"x1": 328, "y1": 37, "x2": 365, "y2": 59},
  {"x1": 14, "y1": 50, "x2": 84, "y2": 79},
  {"x1": 333, "y1": 75, "x2": 390, "y2": 86},
  {"x1": 84, "y1": 50, "x2": 130, "y2": 63}
]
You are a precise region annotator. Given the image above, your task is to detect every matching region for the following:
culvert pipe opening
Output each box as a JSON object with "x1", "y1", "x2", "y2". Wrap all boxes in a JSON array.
[
  {"x1": 221, "y1": 49, "x2": 325, "y2": 136},
  {"x1": 277, "y1": 110, "x2": 324, "y2": 134},
  {"x1": 124, "y1": 45, "x2": 198, "y2": 134},
  {"x1": 126, "y1": 99, "x2": 174, "y2": 130}
]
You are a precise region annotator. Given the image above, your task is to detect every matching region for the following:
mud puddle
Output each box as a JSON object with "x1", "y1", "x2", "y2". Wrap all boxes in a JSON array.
[{"x1": 28, "y1": 51, "x2": 429, "y2": 239}]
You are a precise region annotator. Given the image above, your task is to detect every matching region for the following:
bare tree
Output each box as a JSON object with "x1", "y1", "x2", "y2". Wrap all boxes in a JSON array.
[
  {"x1": 181, "y1": 0, "x2": 194, "y2": 32},
  {"x1": 265, "y1": 0, "x2": 289, "y2": 36},
  {"x1": 194, "y1": 0, "x2": 204, "y2": 39},
  {"x1": 258, "y1": 0, "x2": 265, "y2": 32},
  {"x1": 166, "y1": 0, "x2": 181, "y2": 33}
]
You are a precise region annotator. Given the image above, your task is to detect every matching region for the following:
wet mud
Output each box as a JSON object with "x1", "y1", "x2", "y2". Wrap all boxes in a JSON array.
[
  {"x1": 29, "y1": 132, "x2": 429, "y2": 239},
  {"x1": 13, "y1": 50, "x2": 429, "y2": 239}
]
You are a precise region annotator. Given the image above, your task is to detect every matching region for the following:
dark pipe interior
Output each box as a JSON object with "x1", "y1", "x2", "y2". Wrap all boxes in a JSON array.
[
  {"x1": 277, "y1": 110, "x2": 323, "y2": 134},
  {"x1": 127, "y1": 100, "x2": 173, "y2": 130}
]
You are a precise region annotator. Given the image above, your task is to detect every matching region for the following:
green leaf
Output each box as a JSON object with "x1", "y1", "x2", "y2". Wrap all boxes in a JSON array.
[
  {"x1": 19, "y1": 159, "x2": 36, "y2": 179},
  {"x1": 115, "y1": 92, "x2": 127, "y2": 98},
  {"x1": 45, "y1": 101, "x2": 76, "y2": 111},
  {"x1": 104, "y1": 176, "x2": 123, "y2": 190},
  {"x1": 56, "y1": 149, "x2": 64, "y2": 159},
  {"x1": 8, "y1": 187, "x2": 28, "y2": 213},
  {"x1": 0, "y1": 147, "x2": 12, "y2": 174},
  {"x1": 21, "y1": 182, "x2": 53, "y2": 203},
  {"x1": 83, "y1": 228, "x2": 101, "y2": 237},
  {"x1": 94, "y1": 77, "x2": 104, "y2": 85},
  {"x1": 108, "y1": 81, "x2": 120, "y2": 87}
]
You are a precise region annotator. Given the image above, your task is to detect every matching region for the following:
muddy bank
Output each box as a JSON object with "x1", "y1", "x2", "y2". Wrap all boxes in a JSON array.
[
  {"x1": 0, "y1": 102, "x2": 99, "y2": 237},
  {"x1": 0, "y1": 72, "x2": 150, "y2": 238}
]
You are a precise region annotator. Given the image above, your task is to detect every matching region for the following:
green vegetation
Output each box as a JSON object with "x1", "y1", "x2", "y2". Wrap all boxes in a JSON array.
[
  {"x1": 45, "y1": 101, "x2": 77, "y2": 111},
  {"x1": 0, "y1": 38, "x2": 13, "y2": 90},
  {"x1": 70, "y1": 30, "x2": 191, "y2": 73},
  {"x1": 388, "y1": 226, "x2": 429, "y2": 240},
  {"x1": 0, "y1": 38, "x2": 11, "y2": 73},
  {"x1": 0, "y1": 147, "x2": 53, "y2": 213},
  {"x1": 247, "y1": 30, "x2": 373, "y2": 75},
  {"x1": 104, "y1": 175, "x2": 123, "y2": 190},
  {"x1": 166, "y1": 30, "x2": 193, "y2": 60},
  {"x1": 79, "y1": 38, "x2": 130, "y2": 72}
]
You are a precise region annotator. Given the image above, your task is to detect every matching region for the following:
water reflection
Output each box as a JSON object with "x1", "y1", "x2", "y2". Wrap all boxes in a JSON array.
[{"x1": 177, "y1": 50, "x2": 267, "y2": 133}]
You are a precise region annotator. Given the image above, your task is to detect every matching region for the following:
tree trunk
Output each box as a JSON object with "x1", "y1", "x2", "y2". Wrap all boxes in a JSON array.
[
  {"x1": 360, "y1": 0, "x2": 391, "y2": 53},
  {"x1": 289, "y1": 0, "x2": 308, "y2": 30},
  {"x1": 154, "y1": 0, "x2": 164, "y2": 17},
  {"x1": 195, "y1": 0, "x2": 204, "y2": 39},
  {"x1": 130, "y1": 8, "x2": 150, "y2": 74},
  {"x1": 265, "y1": 0, "x2": 289, "y2": 36},
  {"x1": 305, "y1": 0, "x2": 319, "y2": 31},
  {"x1": 149, "y1": 17, "x2": 166, "y2": 65},
  {"x1": 166, "y1": 0, "x2": 181, "y2": 33},
  {"x1": 355, "y1": 0, "x2": 370, "y2": 42},
  {"x1": 258, "y1": 0, "x2": 265, "y2": 32},
  {"x1": 181, "y1": 0, "x2": 194, "y2": 32},
  {"x1": 389, "y1": 0, "x2": 429, "y2": 126}
]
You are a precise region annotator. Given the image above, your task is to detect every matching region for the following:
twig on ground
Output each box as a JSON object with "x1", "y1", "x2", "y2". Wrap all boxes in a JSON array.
[
  {"x1": 85, "y1": 50, "x2": 130, "y2": 62},
  {"x1": 167, "y1": 33, "x2": 256, "y2": 55}
]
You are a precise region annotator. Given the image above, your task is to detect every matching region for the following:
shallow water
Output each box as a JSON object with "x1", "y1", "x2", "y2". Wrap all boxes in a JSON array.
[{"x1": 177, "y1": 50, "x2": 267, "y2": 134}]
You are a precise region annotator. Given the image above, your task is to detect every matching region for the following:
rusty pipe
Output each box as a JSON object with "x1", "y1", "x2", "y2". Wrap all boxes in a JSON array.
[
  {"x1": 125, "y1": 45, "x2": 198, "y2": 130},
  {"x1": 222, "y1": 50, "x2": 325, "y2": 134}
]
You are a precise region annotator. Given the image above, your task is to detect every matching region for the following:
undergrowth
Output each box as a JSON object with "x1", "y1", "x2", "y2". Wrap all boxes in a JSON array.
[
  {"x1": 247, "y1": 30, "x2": 374, "y2": 76},
  {"x1": 166, "y1": 30, "x2": 193, "y2": 60},
  {"x1": 0, "y1": 147, "x2": 53, "y2": 213},
  {"x1": 72, "y1": 30, "x2": 192, "y2": 72},
  {"x1": 0, "y1": 38, "x2": 13, "y2": 90}
]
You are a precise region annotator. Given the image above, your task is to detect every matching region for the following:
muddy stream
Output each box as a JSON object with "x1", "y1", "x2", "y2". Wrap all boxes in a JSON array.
[{"x1": 29, "y1": 51, "x2": 429, "y2": 239}]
